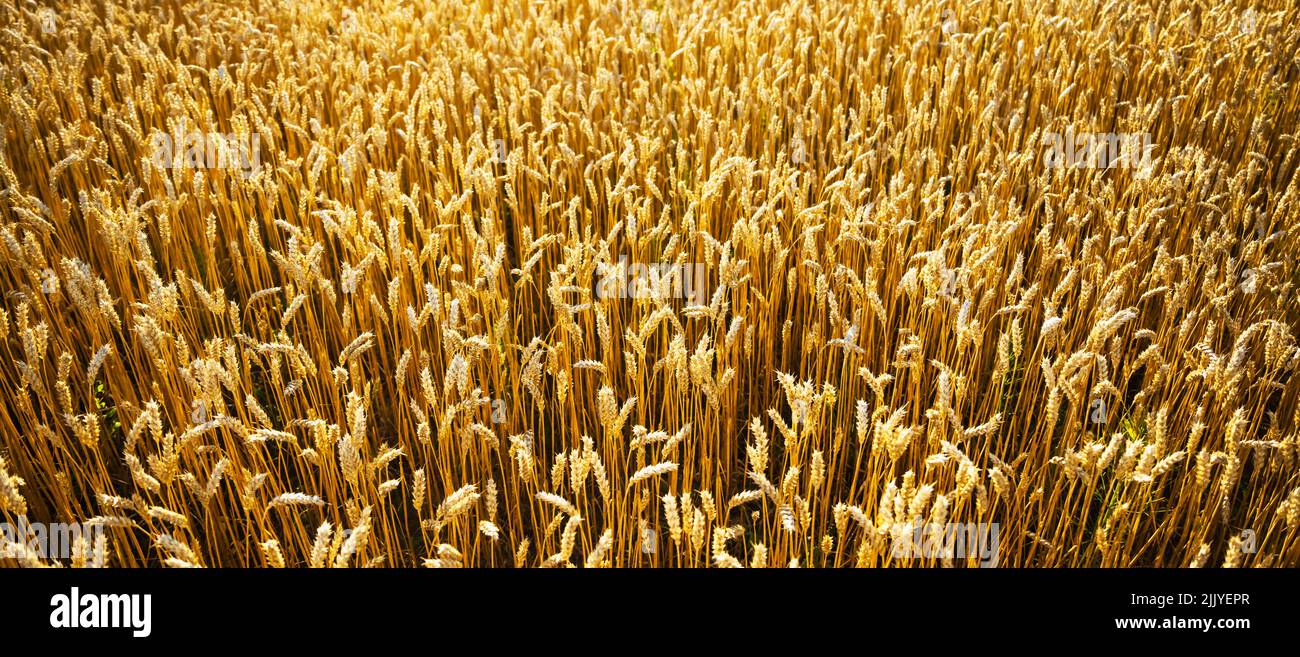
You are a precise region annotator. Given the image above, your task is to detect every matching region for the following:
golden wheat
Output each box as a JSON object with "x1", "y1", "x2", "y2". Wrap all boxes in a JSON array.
[{"x1": 0, "y1": 0, "x2": 1297, "y2": 568}]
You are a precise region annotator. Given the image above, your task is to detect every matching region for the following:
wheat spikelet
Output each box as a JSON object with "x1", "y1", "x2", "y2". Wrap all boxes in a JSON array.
[
  {"x1": 627, "y1": 462, "x2": 678, "y2": 488},
  {"x1": 269, "y1": 493, "x2": 325, "y2": 508}
]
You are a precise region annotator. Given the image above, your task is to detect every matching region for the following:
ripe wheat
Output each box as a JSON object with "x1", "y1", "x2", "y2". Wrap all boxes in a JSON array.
[{"x1": 0, "y1": 0, "x2": 1297, "y2": 568}]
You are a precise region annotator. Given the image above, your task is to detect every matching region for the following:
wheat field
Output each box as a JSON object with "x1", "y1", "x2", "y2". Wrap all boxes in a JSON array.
[{"x1": 0, "y1": 0, "x2": 1297, "y2": 568}]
